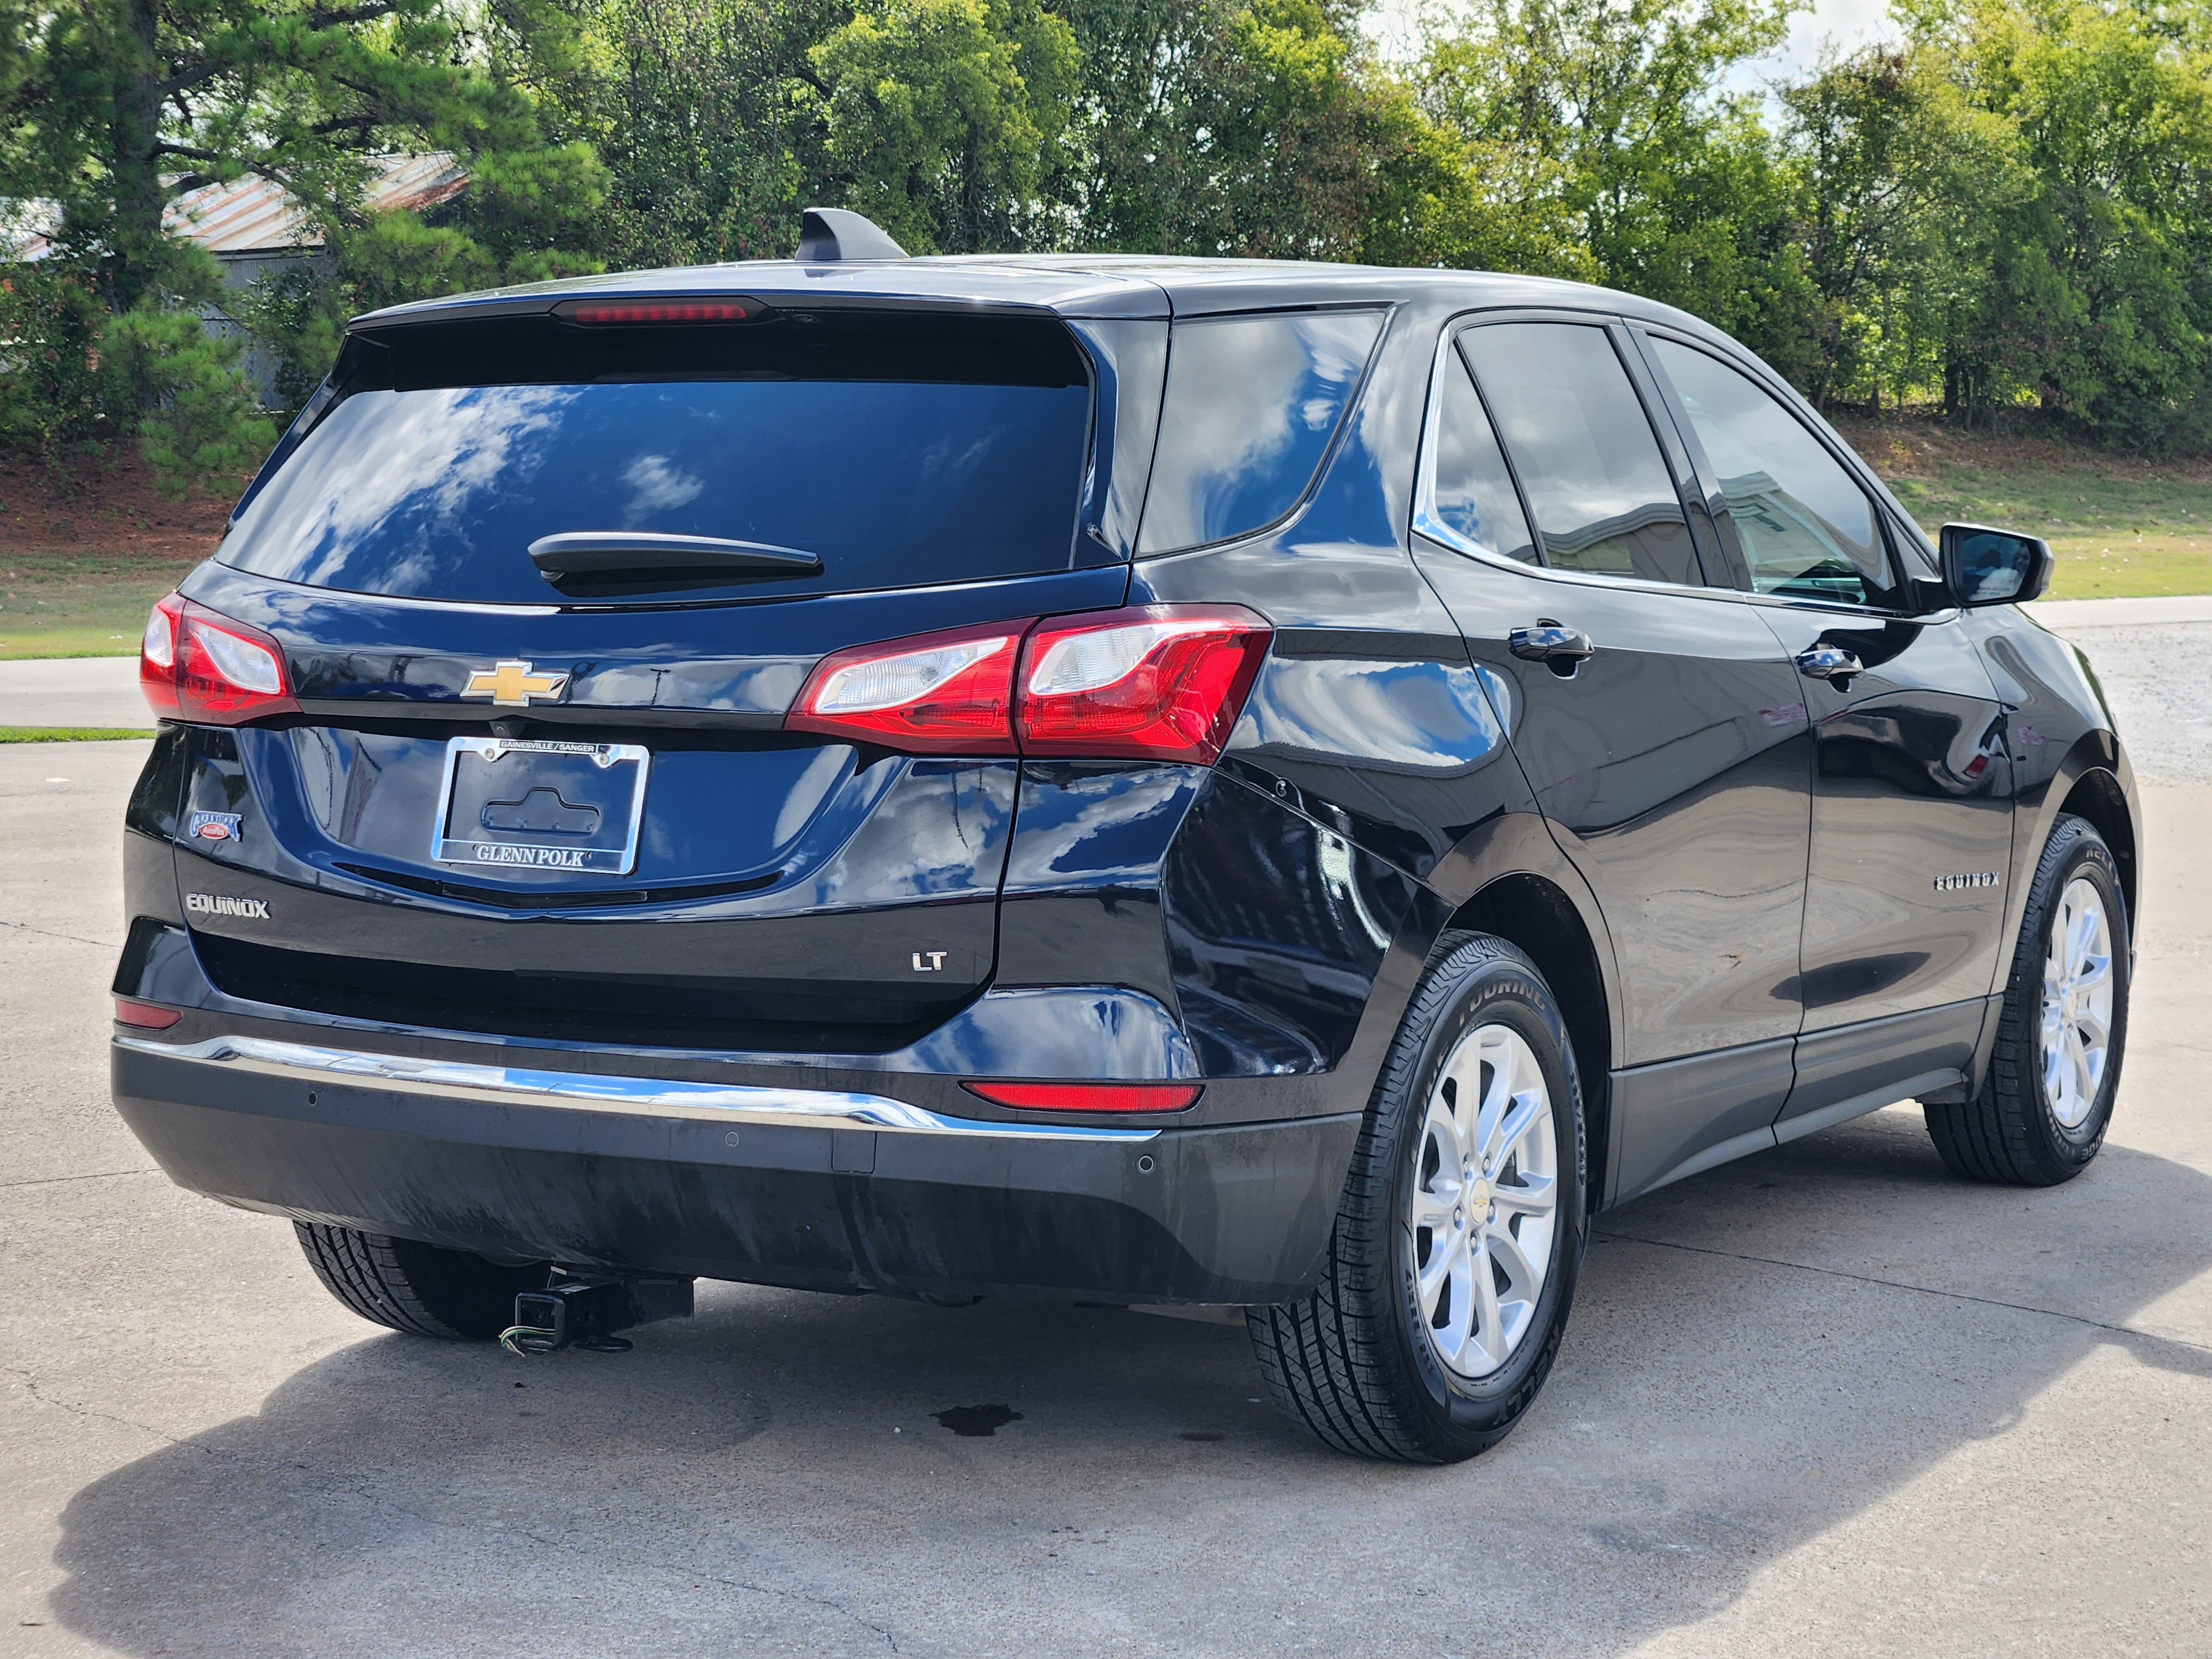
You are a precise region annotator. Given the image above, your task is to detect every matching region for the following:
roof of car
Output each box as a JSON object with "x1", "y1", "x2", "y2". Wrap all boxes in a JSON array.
[{"x1": 348, "y1": 253, "x2": 1723, "y2": 341}]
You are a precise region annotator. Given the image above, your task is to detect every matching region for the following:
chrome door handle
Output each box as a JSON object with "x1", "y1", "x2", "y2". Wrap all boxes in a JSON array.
[
  {"x1": 1796, "y1": 643, "x2": 1863, "y2": 688},
  {"x1": 1509, "y1": 620, "x2": 1597, "y2": 677}
]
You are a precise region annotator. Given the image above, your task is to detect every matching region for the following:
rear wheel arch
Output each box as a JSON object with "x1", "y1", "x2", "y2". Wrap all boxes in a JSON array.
[{"x1": 1444, "y1": 874, "x2": 1613, "y2": 1211}]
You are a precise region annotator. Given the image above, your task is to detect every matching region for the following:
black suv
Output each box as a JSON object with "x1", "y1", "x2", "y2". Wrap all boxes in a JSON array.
[{"x1": 111, "y1": 213, "x2": 2138, "y2": 1462}]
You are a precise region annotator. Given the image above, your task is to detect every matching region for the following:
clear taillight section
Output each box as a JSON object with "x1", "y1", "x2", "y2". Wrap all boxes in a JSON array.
[
  {"x1": 784, "y1": 605, "x2": 1270, "y2": 764},
  {"x1": 140, "y1": 594, "x2": 301, "y2": 725},
  {"x1": 1018, "y1": 606, "x2": 1270, "y2": 764},
  {"x1": 786, "y1": 622, "x2": 1029, "y2": 754}
]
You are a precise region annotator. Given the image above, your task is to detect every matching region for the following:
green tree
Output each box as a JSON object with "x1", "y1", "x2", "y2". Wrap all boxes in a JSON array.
[
  {"x1": 3, "y1": 0, "x2": 604, "y2": 472},
  {"x1": 1907, "y1": 0, "x2": 2212, "y2": 445},
  {"x1": 1778, "y1": 45, "x2": 2021, "y2": 410},
  {"x1": 811, "y1": 0, "x2": 1079, "y2": 253},
  {"x1": 1056, "y1": 0, "x2": 1582, "y2": 269},
  {"x1": 545, "y1": 0, "x2": 846, "y2": 269}
]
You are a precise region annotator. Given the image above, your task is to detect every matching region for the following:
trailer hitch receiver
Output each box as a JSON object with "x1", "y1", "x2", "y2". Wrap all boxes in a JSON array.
[{"x1": 500, "y1": 1274, "x2": 693, "y2": 1355}]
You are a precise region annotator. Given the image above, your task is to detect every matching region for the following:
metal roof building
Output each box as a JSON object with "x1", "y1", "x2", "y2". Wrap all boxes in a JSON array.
[{"x1": 2, "y1": 155, "x2": 468, "y2": 263}]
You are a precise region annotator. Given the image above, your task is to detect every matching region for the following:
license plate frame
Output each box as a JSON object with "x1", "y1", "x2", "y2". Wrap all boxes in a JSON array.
[{"x1": 429, "y1": 736, "x2": 651, "y2": 877}]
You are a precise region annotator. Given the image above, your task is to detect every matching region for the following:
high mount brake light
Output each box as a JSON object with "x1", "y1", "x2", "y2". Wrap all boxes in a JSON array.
[
  {"x1": 784, "y1": 606, "x2": 1272, "y2": 762},
  {"x1": 962, "y1": 1081, "x2": 1202, "y2": 1114},
  {"x1": 565, "y1": 300, "x2": 755, "y2": 324},
  {"x1": 786, "y1": 620, "x2": 1030, "y2": 754},
  {"x1": 1018, "y1": 606, "x2": 1270, "y2": 765},
  {"x1": 140, "y1": 594, "x2": 301, "y2": 726}
]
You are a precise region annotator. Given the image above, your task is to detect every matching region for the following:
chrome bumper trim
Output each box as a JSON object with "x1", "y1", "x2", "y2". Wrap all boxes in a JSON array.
[{"x1": 115, "y1": 1034, "x2": 1163, "y2": 1142}]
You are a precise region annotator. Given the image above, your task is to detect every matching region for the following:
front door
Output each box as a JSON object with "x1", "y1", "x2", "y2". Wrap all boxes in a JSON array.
[
  {"x1": 1636, "y1": 330, "x2": 2015, "y2": 1134},
  {"x1": 1411, "y1": 315, "x2": 1815, "y2": 1196}
]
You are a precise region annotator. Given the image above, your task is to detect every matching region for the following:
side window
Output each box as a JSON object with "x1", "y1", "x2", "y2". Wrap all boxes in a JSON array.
[
  {"x1": 1649, "y1": 338, "x2": 1898, "y2": 608},
  {"x1": 1136, "y1": 309, "x2": 1385, "y2": 555},
  {"x1": 1425, "y1": 347, "x2": 1537, "y2": 563},
  {"x1": 1457, "y1": 322, "x2": 1702, "y2": 586}
]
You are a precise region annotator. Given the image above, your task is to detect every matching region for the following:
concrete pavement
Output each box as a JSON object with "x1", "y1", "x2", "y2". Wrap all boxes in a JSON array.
[
  {"x1": 0, "y1": 658, "x2": 149, "y2": 734},
  {"x1": 1, "y1": 740, "x2": 2208, "y2": 1650}
]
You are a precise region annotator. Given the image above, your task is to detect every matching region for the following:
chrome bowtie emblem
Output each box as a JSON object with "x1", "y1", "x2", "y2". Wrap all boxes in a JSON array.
[{"x1": 462, "y1": 660, "x2": 570, "y2": 707}]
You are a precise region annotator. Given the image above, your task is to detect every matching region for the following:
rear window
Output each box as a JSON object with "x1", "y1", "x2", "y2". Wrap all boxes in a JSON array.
[
  {"x1": 1136, "y1": 310, "x2": 1384, "y2": 554},
  {"x1": 222, "y1": 311, "x2": 1093, "y2": 605}
]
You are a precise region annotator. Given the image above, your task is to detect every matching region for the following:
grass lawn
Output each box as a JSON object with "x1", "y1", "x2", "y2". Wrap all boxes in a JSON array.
[
  {"x1": 0, "y1": 554, "x2": 202, "y2": 660},
  {"x1": 1831, "y1": 413, "x2": 2212, "y2": 599},
  {"x1": 0, "y1": 726, "x2": 156, "y2": 742}
]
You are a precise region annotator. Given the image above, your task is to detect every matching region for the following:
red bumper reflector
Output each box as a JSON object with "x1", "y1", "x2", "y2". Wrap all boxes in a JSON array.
[
  {"x1": 962, "y1": 1081, "x2": 1202, "y2": 1113},
  {"x1": 113, "y1": 998, "x2": 181, "y2": 1029}
]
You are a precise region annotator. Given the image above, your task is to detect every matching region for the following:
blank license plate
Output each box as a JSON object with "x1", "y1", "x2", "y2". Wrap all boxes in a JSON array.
[{"x1": 430, "y1": 737, "x2": 650, "y2": 876}]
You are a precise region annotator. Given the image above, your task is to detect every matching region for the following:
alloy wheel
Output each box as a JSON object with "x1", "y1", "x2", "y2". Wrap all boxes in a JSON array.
[
  {"x1": 2041, "y1": 874, "x2": 2115, "y2": 1131},
  {"x1": 1405, "y1": 1022, "x2": 1558, "y2": 1379}
]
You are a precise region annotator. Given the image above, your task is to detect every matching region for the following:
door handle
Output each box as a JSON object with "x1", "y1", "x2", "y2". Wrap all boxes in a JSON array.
[
  {"x1": 1796, "y1": 643, "x2": 1864, "y2": 689},
  {"x1": 1509, "y1": 620, "x2": 1597, "y2": 678}
]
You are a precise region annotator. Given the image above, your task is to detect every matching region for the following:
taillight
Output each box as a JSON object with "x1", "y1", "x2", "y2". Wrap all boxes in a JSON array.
[
  {"x1": 784, "y1": 605, "x2": 1271, "y2": 763},
  {"x1": 786, "y1": 620, "x2": 1030, "y2": 754},
  {"x1": 113, "y1": 998, "x2": 181, "y2": 1029},
  {"x1": 139, "y1": 595, "x2": 300, "y2": 725},
  {"x1": 1017, "y1": 605, "x2": 1270, "y2": 764},
  {"x1": 962, "y1": 1081, "x2": 1202, "y2": 1113}
]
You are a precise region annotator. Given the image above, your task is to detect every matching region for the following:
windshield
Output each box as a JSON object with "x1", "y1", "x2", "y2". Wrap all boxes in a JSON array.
[{"x1": 221, "y1": 312, "x2": 1094, "y2": 605}]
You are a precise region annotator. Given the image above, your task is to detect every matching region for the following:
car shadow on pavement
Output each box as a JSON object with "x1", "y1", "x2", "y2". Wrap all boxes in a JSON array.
[{"x1": 47, "y1": 1108, "x2": 2212, "y2": 1658}]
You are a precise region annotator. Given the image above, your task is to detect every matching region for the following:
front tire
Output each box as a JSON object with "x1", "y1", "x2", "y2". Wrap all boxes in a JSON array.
[
  {"x1": 295, "y1": 1223, "x2": 552, "y2": 1339},
  {"x1": 1925, "y1": 813, "x2": 2130, "y2": 1186},
  {"x1": 1248, "y1": 932, "x2": 1588, "y2": 1463}
]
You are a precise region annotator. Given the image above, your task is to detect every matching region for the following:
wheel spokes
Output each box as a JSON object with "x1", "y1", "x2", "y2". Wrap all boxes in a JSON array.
[
  {"x1": 1491, "y1": 1170, "x2": 1556, "y2": 1218},
  {"x1": 1469, "y1": 1240, "x2": 1506, "y2": 1371},
  {"x1": 1402, "y1": 1019, "x2": 1559, "y2": 1381}
]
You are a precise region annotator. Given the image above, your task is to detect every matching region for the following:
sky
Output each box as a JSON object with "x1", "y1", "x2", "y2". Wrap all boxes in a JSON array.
[{"x1": 1364, "y1": 0, "x2": 1902, "y2": 85}]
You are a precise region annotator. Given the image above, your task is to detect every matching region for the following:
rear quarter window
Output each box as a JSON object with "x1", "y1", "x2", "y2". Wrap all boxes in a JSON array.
[{"x1": 1136, "y1": 310, "x2": 1384, "y2": 555}]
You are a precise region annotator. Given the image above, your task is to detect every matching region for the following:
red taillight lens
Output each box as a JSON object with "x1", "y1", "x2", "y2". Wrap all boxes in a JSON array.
[
  {"x1": 785, "y1": 620, "x2": 1031, "y2": 754},
  {"x1": 783, "y1": 605, "x2": 1272, "y2": 763},
  {"x1": 113, "y1": 998, "x2": 181, "y2": 1029},
  {"x1": 962, "y1": 1081, "x2": 1202, "y2": 1113},
  {"x1": 1016, "y1": 605, "x2": 1270, "y2": 764},
  {"x1": 139, "y1": 596, "x2": 300, "y2": 726}
]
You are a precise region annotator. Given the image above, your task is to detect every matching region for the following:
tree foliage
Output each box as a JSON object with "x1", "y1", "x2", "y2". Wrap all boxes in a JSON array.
[
  {"x1": 1, "y1": 0, "x2": 602, "y2": 483},
  {"x1": 7, "y1": 0, "x2": 2212, "y2": 473}
]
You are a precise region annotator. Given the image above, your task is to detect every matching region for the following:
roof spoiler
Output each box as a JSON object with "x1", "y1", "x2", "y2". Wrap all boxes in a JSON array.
[{"x1": 796, "y1": 207, "x2": 910, "y2": 263}]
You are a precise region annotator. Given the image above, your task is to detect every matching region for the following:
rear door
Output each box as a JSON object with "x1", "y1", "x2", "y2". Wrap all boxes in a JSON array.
[
  {"x1": 1410, "y1": 315, "x2": 1813, "y2": 1199},
  {"x1": 1634, "y1": 328, "x2": 2013, "y2": 1134},
  {"x1": 170, "y1": 302, "x2": 1144, "y2": 1048}
]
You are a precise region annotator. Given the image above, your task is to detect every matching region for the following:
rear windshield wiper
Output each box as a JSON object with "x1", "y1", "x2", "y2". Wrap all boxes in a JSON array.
[{"x1": 527, "y1": 531, "x2": 822, "y2": 589}]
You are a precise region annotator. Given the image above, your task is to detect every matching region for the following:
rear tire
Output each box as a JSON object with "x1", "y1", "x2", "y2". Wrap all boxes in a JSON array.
[
  {"x1": 1924, "y1": 813, "x2": 2130, "y2": 1186},
  {"x1": 1247, "y1": 931, "x2": 1588, "y2": 1463},
  {"x1": 295, "y1": 1223, "x2": 552, "y2": 1339}
]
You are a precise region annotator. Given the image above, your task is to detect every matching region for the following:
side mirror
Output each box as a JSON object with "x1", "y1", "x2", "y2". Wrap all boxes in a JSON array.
[{"x1": 1939, "y1": 523, "x2": 2053, "y2": 607}]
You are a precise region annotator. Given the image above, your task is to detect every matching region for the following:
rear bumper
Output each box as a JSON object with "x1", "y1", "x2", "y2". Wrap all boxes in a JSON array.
[{"x1": 111, "y1": 1035, "x2": 1360, "y2": 1304}]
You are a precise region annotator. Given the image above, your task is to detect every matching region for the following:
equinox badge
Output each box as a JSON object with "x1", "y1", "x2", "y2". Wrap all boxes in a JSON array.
[
  {"x1": 462, "y1": 660, "x2": 570, "y2": 707},
  {"x1": 186, "y1": 893, "x2": 269, "y2": 919}
]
